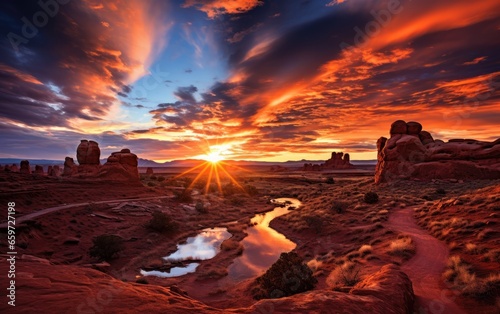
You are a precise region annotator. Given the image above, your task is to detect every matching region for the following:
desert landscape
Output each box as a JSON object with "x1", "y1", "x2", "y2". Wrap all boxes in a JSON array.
[
  {"x1": 1, "y1": 1, "x2": 500, "y2": 313},
  {"x1": 1, "y1": 120, "x2": 499, "y2": 313}
]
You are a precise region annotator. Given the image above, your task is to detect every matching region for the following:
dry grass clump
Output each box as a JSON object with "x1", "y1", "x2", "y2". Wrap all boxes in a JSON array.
[
  {"x1": 443, "y1": 255, "x2": 500, "y2": 298},
  {"x1": 358, "y1": 244, "x2": 372, "y2": 257},
  {"x1": 388, "y1": 235, "x2": 415, "y2": 259},
  {"x1": 326, "y1": 261, "x2": 362, "y2": 290}
]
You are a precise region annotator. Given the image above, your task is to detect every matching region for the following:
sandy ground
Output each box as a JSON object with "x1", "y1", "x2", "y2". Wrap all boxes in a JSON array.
[{"x1": 0, "y1": 170, "x2": 498, "y2": 313}]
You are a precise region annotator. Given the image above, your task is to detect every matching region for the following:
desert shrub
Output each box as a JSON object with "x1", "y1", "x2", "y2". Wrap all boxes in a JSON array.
[
  {"x1": 305, "y1": 215, "x2": 323, "y2": 233},
  {"x1": 442, "y1": 255, "x2": 500, "y2": 298},
  {"x1": 364, "y1": 192, "x2": 379, "y2": 204},
  {"x1": 150, "y1": 175, "x2": 157, "y2": 180},
  {"x1": 388, "y1": 235, "x2": 415, "y2": 258},
  {"x1": 89, "y1": 234, "x2": 123, "y2": 261},
  {"x1": 245, "y1": 184, "x2": 259, "y2": 196},
  {"x1": 326, "y1": 261, "x2": 362, "y2": 289},
  {"x1": 147, "y1": 182, "x2": 156, "y2": 187},
  {"x1": 229, "y1": 196, "x2": 245, "y2": 206},
  {"x1": 157, "y1": 176, "x2": 165, "y2": 182},
  {"x1": 325, "y1": 177, "x2": 335, "y2": 184},
  {"x1": 252, "y1": 252, "x2": 317, "y2": 300},
  {"x1": 174, "y1": 189, "x2": 193, "y2": 203},
  {"x1": 436, "y1": 188, "x2": 446, "y2": 195},
  {"x1": 146, "y1": 211, "x2": 178, "y2": 233},
  {"x1": 195, "y1": 201, "x2": 208, "y2": 213},
  {"x1": 136, "y1": 278, "x2": 149, "y2": 284},
  {"x1": 331, "y1": 201, "x2": 348, "y2": 213},
  {"x1": 222, "y1": 182, "x2": 241, "y2": 197}
]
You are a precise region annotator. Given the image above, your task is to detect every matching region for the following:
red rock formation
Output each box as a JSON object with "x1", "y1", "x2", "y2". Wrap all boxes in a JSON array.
[
  {"x1": 48, "y1": 165, "x2": 61, "y2": 176},
  {"x1": 34, "y1": 165, "x2": 44, "y2": 175},
  {"x1": 0, "y1": 260, "x2": 414, "y2": 314},
  {"x1": 146, "y1": 167, "x2": 154, "y2": 175},
  {"x1": 98, "y1": 148, "x2": 140, "y2": 181},
  {"x1": 375, "y1": 120, "x2": 500, "y2": 183},
  {"x1": 76, "y1": 140, "x2": 100, "y2": 165},
  {"x1": 20, "y1": 160, "x2": 30, "y2": 174},
  {"x1": 302, "y1": 151, "x2": 354, "y2": 171},
  {"x1": 63, "y1": 157, "x2": 78, "y2": 176}
]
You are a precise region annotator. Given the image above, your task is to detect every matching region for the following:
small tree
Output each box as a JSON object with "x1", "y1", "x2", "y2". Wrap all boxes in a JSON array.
[{"x1": 89, "y1": 234, "x2": 123, "y2": 261}]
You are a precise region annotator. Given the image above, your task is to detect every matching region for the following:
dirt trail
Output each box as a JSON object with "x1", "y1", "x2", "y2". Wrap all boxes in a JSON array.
[
  {"x1": 0, "y1": 196, "x2": 170, "y2": 228},
  {"x1": 388, "y1": 206, "x2": 466, "y2": 314}
]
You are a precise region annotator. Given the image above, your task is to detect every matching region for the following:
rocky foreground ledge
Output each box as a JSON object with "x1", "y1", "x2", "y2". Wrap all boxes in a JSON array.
[
  {"x1": 0, "y1": 259, "x2": 413, "y2": 314},
  {"x1": 375, "y1": 120, "x2": 500, "y2": 183}
]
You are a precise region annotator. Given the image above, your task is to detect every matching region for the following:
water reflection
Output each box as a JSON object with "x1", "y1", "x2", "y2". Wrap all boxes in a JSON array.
[
  {"x1": 140, "y1": 263, "x2": 199, "y2": 278},
  {"x1": 141, "y1": 227, "x2": 231, "y2": 278},
  {"x1": 227, "y1": 198, "x2": 300, "y2": 280}
]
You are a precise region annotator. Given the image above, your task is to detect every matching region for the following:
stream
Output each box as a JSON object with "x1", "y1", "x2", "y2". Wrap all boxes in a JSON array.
[{"x1": 140, "y1": 198, "x2": 300, "y2": 279}]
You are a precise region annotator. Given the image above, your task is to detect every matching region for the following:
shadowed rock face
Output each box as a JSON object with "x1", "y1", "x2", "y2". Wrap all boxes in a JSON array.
[
  {"x1": 375, "y1": 120, "x2": 500, "y2": 183},
  {"x1": 0, "y1": 260, "x2": 413, "y2": 314}
]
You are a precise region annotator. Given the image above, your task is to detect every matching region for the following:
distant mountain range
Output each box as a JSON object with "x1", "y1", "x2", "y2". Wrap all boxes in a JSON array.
[{"x1": 0, "y1": 158, "x2": 377, "y2": 167}]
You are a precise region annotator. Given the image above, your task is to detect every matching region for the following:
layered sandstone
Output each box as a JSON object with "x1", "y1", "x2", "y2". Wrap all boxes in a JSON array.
[
  {"x1": 98, "y1": 148, "x2": 140, "y2": 181},
  {"x1": 375, "y1": 120, "x2": 500, "y2": 183}
]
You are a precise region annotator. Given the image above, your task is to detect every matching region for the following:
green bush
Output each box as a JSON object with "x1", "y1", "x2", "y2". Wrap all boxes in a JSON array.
[
  {"x1": 89, "y1": 234, "x2": 123, "y2": 261},
  {"x1": 146, "y1": 211, "x2": 178, "y2": 233},
  {"x1": 364, "y1": 192, "x2": 379, "y2": 204},
  {"x1": 252, "y1": 252, "x2": 317, "y2": 300}
]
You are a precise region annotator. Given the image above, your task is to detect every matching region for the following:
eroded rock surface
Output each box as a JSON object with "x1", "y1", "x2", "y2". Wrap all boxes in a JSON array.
[
  {"x1": 375, "y1": 120, "x2": 500, "y2": 183},
  {"x1": 303, "y1": 151, "x2": 354, "y2": 171}
]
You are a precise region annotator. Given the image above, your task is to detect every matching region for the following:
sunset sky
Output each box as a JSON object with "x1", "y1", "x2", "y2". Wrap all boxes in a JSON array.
[{"x1": 0, "y1": 0, "x2": 499, "y2": 162}]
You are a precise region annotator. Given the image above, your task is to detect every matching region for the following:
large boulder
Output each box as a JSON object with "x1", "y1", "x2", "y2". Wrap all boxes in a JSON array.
[
  {"x1": 76, "y1": 140, "x2": 100, "y2": 165},
  {"x1": 375, "y1": 120, "x2": 500, "y2": 183},
  {"x1": 98, "y1": 148, "x2": 140, "y2": 181}
]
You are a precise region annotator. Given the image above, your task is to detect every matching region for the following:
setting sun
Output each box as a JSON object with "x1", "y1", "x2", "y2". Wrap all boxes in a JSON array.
[{"x1": 204, "y1": 151, "x2": 224, "y2": 164}]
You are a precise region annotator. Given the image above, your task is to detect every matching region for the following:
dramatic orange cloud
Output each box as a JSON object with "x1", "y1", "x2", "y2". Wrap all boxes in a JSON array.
[{"x1": 183, "y1": 0, "x2": 262, "y2": 18}]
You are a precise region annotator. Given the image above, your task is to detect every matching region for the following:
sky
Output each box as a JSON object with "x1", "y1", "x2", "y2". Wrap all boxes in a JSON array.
[{"x1": 0, "y1": 0, "x2": 499, "y2": 162}]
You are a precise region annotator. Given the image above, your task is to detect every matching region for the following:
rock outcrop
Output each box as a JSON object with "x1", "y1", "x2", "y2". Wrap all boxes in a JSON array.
[
  {"x1": 20, "y1": 160, "x2": 30, "y2": 174},
  {"x1": 0, "y1": 258, "x2": 414, "y2": 314},
  {"x1": 76, "y1": 140, "x2": 100, "y2": 165},
  {"x1": 98, "y1": 148, "x2": 140, "y2": 181},
  {"x1": 375, "y1": 120, "x2": 500, "y2": 183},
  {"x1": 303, "y1": 151, "x2": 354, "y2": 171},
  {"x1": 63, "y1": 157, "x2": 78, "y2": 176},
  {"x1": 48, "y1": 165, "x2": 61, "y2": 177},
  {"x1": 34, "y1": 165, "x2": 44, "y2": 175},
  {"x1": 146, "y1": 167, "x2": 154, "y2": 175}
]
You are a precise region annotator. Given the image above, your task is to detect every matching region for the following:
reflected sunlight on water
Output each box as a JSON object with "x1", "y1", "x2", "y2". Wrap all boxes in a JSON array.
[{"x1": 227, "y1": 198, "x2": 300, "y2": 280}]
